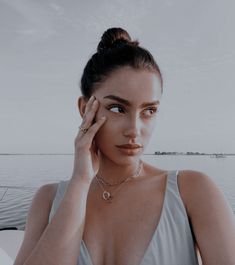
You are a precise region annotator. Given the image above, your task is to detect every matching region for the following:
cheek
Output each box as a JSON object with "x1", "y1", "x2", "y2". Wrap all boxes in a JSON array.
[
  {"x1": 94, "y1": 119, "x2": 114, "y2": 142},
  {"x1": 142, "y1": 122, "x2": 155, "y2": 138}
]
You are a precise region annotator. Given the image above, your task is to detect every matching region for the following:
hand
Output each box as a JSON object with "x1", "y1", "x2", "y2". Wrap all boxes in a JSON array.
[{"x1": 71, "y1": 95, "x2": 106, "y2": 183}]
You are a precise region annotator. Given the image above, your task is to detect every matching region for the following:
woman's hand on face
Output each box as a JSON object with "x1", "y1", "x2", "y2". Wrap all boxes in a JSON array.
[{"x1": 71, "y1": 95, "x2": 106, "y2": 183}]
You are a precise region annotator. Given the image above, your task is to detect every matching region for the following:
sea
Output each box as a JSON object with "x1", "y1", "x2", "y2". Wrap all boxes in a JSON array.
[{"x1": 0, "y1": 154, "x2": 235, "y2": 230}]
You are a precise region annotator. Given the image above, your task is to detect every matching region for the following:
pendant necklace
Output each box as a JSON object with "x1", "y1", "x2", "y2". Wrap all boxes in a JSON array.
[{"x1": 95, "y1": 160, "x2": 143, "y2": 203}]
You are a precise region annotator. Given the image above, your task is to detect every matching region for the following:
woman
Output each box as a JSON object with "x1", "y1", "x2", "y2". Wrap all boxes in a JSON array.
[{"x1": 14, "y1": 27, "x2": 235, "y2": 265}]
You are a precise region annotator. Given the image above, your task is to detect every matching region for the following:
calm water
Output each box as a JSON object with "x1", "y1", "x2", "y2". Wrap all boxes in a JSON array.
[{"x1": 1, "y1": 154, "x2": 235, "y2": 230}]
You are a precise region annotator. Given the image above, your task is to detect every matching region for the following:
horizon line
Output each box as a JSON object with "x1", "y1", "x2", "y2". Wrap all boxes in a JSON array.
[{"x1": 0, "y1": 152, "x2": 235, "y2": 156}]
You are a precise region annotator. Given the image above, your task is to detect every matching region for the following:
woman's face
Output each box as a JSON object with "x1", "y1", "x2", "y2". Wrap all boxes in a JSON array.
[{"x1": 81, "y1": 66, "x2": 162, "y2": 164}]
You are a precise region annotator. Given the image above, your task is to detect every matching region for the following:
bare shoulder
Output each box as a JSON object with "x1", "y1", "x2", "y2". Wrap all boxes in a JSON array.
[
  {"x1": 25, "y1": 183, "x2": 58, "y2": 234},
  {"x1": 176, "y1": 169, "x2": 225, "y2": 216},
  {"x1": 177, "y1": 170, "x2": 235, "y2": 264},
  {"x1": 175, "y1": 169, "x2": 206, "y2": 213},
  {"x1": 29, "y1": 182, "x2": 58, "y2": 215},
  {"x1": 13, "y1": 182, "x2": 58, "y2": 265},
  {"x1": 37, "y1": 182, "x2": 58, "y2": 205}
]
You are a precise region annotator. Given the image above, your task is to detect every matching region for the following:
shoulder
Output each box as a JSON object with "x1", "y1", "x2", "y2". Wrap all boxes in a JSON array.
[
  {"x1": 13, "y1": 183, "x2": 59, "y2": 264},
  {"x1": 177, "y1": 170, "x2": 235, "y2": 263},
  {"x1": 24, "y1": 182, "x2": 59, "y2": 239},
  {"x1": 26, "y1": 182, "x2": 59, "y2": 228},
  {"x1": 25, "y1": 182, "x2": 59, "y2": 222},
  {"x1": 36, "y1": 182, "x2": 58, "y2": 202},
  {"x1": 176, "y1": 170, "x2": 224, "y2": 217},
  {"x1": 177, "y1": 169, "x2": 235, "y2": 221}
]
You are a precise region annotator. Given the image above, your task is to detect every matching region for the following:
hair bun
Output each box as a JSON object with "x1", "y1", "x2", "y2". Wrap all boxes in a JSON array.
[{"x1": 97, "y1": 27, "x2": 139, "y2": 53}]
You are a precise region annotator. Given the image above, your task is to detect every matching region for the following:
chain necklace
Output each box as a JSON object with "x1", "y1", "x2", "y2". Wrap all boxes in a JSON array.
[{"x1": 95, "y1": 160, "x2": 143, "y2": 203}]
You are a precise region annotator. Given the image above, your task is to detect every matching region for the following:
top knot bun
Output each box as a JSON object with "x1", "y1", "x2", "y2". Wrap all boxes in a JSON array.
[{"x1": 97, "y1": 27, "x2": 139, "y2": 53}]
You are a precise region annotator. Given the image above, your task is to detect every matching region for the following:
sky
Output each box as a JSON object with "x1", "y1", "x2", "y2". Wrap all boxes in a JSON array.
[{"x1": 0, "y1": 0, "x2": 235, "y2": 154}]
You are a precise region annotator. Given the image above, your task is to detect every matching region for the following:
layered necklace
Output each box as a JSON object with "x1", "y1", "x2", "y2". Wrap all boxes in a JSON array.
[{"x1": 95, "y1": 160, "x2": 143, "y2": 203}]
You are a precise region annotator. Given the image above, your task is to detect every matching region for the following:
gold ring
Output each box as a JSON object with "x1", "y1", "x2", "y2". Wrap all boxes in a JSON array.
[{"x1": 79, "y1": 125, "x2": 89, "y2": 134}]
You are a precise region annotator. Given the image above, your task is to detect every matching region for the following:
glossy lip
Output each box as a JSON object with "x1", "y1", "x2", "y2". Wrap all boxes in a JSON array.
[
  {"x1": 117, "y1": 145, "x2": 141, "y2": 156},
  {"x1": 116, "y1": 144, "x2": 143, "y2": 149}
]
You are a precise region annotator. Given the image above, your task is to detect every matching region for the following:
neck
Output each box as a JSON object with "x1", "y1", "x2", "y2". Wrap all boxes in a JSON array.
[{"x1": 96, "y1": 154, "x2": 143, "y2": 185}]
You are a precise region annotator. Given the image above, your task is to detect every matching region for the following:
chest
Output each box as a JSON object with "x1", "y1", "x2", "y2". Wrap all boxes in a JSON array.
[{"x1": 82, "y1": 174, "x2": 168, "y2": 265}]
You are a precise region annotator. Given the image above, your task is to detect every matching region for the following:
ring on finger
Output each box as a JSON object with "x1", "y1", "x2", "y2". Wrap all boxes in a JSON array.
[{"x1": 79, "y1": 125, "x2": 89, "y2": 134}]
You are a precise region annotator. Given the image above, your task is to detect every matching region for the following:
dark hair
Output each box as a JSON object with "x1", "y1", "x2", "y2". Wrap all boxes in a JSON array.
[{"x1": 80, "y1": 27, "x2": 163, "y2": 98}]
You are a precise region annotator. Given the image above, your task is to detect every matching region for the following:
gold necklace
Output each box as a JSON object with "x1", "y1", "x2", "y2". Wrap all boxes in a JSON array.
[
  {"x1": 97, "y1": 160, "x2": 143, "y2": 186},
  {"x1": 95, "y1": 160, "x2": 143, "y2": 203}
]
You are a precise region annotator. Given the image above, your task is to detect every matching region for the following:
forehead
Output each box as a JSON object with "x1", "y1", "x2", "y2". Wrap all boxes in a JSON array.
[{"x1": 94, "y1": 66, "x2": 162, "y2": 102}]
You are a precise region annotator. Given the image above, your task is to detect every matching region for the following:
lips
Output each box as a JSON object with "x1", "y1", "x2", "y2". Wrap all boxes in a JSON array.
[{"x1": 116, "y1": 144, "x2": 143, "y2": 149}]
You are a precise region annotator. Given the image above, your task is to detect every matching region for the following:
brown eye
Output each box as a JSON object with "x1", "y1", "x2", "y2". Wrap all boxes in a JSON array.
[
  {"x1": 107, "y1": 104, "x2": 125, "y2": 114},
  {"x1": 144, "y1": 107, "x2": 158, "y2": 117}
]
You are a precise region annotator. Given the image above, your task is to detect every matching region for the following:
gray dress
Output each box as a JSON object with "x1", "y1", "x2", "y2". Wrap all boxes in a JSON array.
[{"x1": 48, "y1": 170, "x2": 199, "y2": 265}]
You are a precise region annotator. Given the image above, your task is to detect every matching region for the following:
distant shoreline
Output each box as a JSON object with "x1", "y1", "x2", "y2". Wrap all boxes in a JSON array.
[
  {"x1": 0, "y1": 152, "x2": 234, "y2": 156},
  {"x1": 154, "y1": 152, "x2": 235, "y2": 156}
]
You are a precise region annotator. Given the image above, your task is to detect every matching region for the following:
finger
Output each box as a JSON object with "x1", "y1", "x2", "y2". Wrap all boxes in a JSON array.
[
  {"x1": 77, "y1": 96, "x2": 95, "y2": 137},
  {"x1": 83, "y1": 116, "x2": 106, "y2": 145},
  {"x1": 78, "y1": 99, "x2": 99, "y2": 137},
  {"x1": 84, "y1": 95, "x2": 95, "y2": 114}
]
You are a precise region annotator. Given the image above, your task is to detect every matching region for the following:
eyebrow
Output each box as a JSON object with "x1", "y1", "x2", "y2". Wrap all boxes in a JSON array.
[{"x1": 103, "y1": 95, "x2": 160, "y2": 108}]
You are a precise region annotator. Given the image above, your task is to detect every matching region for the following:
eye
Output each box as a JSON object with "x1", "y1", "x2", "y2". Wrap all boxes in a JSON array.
[
  {"x1": 106, "y1": 104, "x2": 125, "y2": 114},
  {"x1": 143, "y1": 107, "x2": 158, "y2": 117}
]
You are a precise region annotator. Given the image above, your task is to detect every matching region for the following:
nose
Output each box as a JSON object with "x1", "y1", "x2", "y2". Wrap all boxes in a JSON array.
[{"x1": 123, "y1": 114, "x2": 141, "y2": 139}]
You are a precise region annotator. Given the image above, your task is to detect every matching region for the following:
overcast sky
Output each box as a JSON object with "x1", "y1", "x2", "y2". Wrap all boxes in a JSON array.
[{"x1": 0, "y1": 0, "x2": 235, "y2": 154}]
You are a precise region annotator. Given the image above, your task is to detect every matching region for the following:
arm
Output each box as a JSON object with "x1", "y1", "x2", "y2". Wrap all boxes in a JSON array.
[
  {"x1": 14, "y1": 93, "x2": 105, "y2": 264},
  {"x1": 13, "y1": 177, "x2": 91, "y2": 265},
  {"x1": 182, "y1": 170, "x2": 235, "y2": 265}
]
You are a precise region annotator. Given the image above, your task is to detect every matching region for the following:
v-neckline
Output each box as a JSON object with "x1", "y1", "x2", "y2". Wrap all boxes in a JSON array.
[{"x1": 81, "y1": 170, "x2": 170, "y2": 265}]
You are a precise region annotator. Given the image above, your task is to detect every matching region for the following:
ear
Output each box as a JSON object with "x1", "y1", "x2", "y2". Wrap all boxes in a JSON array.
[{"x1": 77, "y1": 96, "x2": 88, "y2": 118}]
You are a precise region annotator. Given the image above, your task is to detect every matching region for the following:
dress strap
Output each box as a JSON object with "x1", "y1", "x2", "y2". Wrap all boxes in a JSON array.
[{"x1": 166, "y1": 170, "x2": 187, "y2": 213}]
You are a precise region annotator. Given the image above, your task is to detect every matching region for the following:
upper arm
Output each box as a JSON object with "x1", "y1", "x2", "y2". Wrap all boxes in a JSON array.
[
  {"x1": 180, "y1": 170, "x2": 235, "y2": 265},
  {"x1": 13, "y1": 183, "x2": 58, "y2": 265}
]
